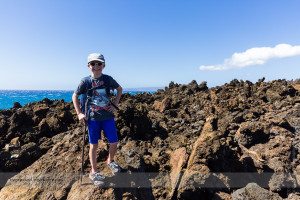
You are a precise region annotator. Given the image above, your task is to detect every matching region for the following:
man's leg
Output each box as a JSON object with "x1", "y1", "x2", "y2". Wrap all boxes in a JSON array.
[
  {"x1": 102, "y1": 119, "x2": 119, "y2": 164},
  {"x1": 107, "y1": 141, "x2": 120, "y2": 174},
  {"x1": 107, "y1": 142, "x2": 117, "y2": 163},
  {"x1": 89, "y1": 143, "x2": 98, "y2": 173},
  {"x1": 88, "y1": 120, "x2": 101, "y2": 173},
  {"x1": 88, "y1": 141, "x2": 105, "y2": 186}
]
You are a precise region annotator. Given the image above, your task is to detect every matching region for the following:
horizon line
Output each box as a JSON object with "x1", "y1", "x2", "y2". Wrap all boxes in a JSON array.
[{"x1": 0, "y1": 86, "x2": 165, "y2": 92}]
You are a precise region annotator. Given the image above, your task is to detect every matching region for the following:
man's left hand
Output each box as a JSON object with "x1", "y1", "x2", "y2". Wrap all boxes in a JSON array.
[{"x1": 107, "y1": 105, "x2": 116, "y2": 113}]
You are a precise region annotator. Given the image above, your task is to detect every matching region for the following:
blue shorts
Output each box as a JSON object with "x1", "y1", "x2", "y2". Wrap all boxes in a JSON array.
[{"x1": 88, "y1": 118, "x2": 118, "y2": 144}]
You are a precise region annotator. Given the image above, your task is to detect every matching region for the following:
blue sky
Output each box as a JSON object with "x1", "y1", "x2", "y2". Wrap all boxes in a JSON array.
[{"x1": 0, "y1": 0, "x2": 299, "y2": 90}]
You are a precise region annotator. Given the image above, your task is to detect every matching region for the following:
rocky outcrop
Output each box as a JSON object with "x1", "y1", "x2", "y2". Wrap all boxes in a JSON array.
[
  {"x1": 0, "y1": 78, "x2": 299, "y2": 199},
  {"x1": 0, "y1": 98, "x2": 78, "y2": 172}
]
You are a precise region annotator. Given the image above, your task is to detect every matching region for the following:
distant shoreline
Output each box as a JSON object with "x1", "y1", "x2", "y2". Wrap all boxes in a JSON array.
[
  {"x1": 0, "y1": 89, "x2": 162, "y2": 110},
  {"x1": 0, "y1": 87, "x2": 165, "y2": 92}
]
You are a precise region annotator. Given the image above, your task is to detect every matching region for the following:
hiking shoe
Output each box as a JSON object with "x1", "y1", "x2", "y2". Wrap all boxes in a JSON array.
[
  {"x1": 89, "y1": 171, "x2": 105, "y2": 186},
  {"x1": 108, "y1": 161, "x2": 120, "y2": 175}
]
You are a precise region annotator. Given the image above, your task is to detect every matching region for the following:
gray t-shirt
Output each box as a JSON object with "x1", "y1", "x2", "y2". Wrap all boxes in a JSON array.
[{"x1": 75, "y1": 74, "x2": 120, "y2": 121}]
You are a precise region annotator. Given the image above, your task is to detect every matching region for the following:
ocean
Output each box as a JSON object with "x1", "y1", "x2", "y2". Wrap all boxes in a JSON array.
[{"x1": 0, "y1": 89, "x2": 158, "y2": 110}]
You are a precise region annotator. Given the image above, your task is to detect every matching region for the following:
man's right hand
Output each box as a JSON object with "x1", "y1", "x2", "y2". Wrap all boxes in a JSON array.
[{"x1": 78, "y1": 113, "x2": 87, "y2": 125}]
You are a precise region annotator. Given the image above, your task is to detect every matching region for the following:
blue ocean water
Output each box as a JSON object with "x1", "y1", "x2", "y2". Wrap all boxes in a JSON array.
[{"x1": 0, "y1": 90, "x2": 155, "y2": 110}]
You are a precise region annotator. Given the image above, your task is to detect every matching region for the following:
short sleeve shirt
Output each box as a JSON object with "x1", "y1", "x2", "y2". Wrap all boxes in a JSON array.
[{"x1": 75, "y1": 74, "x2": 120, "y2": 121}]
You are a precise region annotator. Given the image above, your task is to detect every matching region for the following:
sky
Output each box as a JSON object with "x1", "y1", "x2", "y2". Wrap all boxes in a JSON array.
[{"x1": 0, "y1": 0, "x2": 299, "y2": 90}]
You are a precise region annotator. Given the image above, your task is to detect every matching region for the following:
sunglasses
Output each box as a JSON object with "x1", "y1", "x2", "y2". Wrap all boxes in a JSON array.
[{"x1": 89, "y1": 62, "x2": 103, "y2": 66}]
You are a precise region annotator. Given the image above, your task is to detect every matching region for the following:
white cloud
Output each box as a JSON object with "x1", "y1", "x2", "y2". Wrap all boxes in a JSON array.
[{"x1": 199, "y1": 44, "x2": 300, "y2": 70}]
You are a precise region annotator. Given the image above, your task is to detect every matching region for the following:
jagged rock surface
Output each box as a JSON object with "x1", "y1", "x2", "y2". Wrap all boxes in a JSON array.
[{"x1": 0, "y1": 78, "x2": 299, "y2": 200}]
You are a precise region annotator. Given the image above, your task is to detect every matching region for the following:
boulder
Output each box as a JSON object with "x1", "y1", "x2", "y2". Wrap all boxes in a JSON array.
[{"x1": 231, "y1": 183, "x2": 283, "y2": 200}]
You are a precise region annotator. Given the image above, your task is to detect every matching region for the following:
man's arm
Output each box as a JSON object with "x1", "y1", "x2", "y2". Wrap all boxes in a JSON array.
[
  {"x1": 113, "y1": 86, "x2": 123, "y2": 105},
  {"x1": 72, "y1": 92, "x2": 86, "y2": 124},
  {"x1": 107, "y1": 86, "x2": 122, "y2": 113}
]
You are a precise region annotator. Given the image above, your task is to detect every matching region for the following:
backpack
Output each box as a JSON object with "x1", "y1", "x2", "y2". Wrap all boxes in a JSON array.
[{"x1": 80, "y1": 75, "x2": 119, "y2": 117}]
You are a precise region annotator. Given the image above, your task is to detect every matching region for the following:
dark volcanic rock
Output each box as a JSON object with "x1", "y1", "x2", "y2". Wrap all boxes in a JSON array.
[
  {"x1": 13, "y1": 102, "x2": 22, "y2": 109},
  {"x1": 0, "y1": 78, "x2": 299, "y2": 199},
  {"x1": 0, "y1": 98, "x2": 79, "y2": 172},
  {"x1": 231, "y1": 183, "x2": 283, "y2": 200}
]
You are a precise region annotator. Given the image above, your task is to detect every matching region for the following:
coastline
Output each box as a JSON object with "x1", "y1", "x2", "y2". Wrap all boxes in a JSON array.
[{"x1": 0, "y1": 88, "x2": 162, "y2": 110}]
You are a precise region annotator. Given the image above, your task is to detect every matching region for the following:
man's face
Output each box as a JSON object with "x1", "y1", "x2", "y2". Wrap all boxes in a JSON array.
[{"x1": 88, "y1": 61, "x2": 105, "y2": 74}]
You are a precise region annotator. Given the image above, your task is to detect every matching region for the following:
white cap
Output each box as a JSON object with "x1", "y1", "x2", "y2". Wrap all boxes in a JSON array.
[{"x1": 88, "y1": 53, "x2": 105, "y2": 63}]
